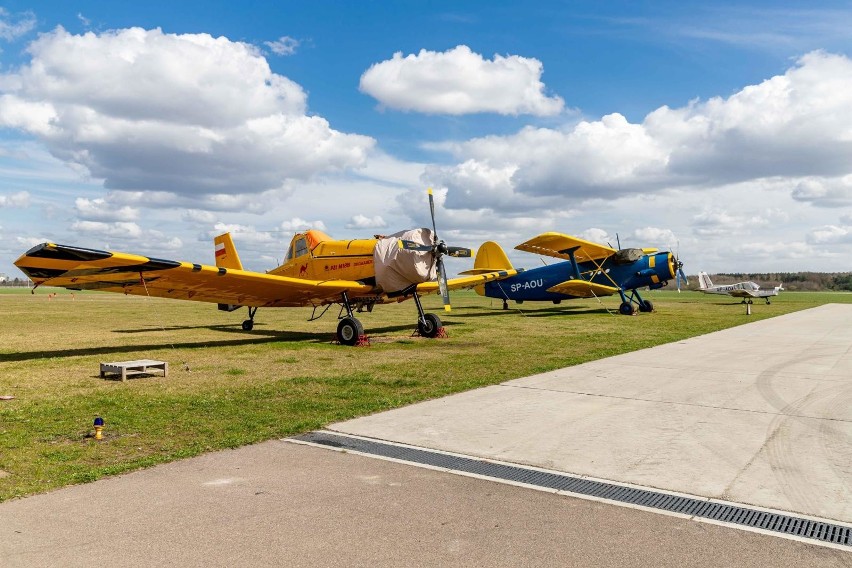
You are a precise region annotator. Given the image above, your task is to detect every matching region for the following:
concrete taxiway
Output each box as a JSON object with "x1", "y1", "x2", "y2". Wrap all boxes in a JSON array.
[
  {"x1": 333, "y1": 303, "x2": 852, "y2": 525},
  {"x1": 2, "y1": 304, "x2": 851, "y2": 566}
]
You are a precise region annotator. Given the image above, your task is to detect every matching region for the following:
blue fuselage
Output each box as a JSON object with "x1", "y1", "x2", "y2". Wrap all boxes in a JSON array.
[{"x1": 482, "y1": 251, "x2": 676, "y2": 301}]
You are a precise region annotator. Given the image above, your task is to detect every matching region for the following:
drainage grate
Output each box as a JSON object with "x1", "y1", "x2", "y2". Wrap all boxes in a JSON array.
[{"x1": 294, "y1": 431, "x2": 851, "y2": 548}]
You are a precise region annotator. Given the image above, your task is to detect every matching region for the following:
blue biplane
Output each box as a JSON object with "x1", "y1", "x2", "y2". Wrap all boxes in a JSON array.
[{"x1": 463, "y1": 232, "x2": 686, "y2": 315}]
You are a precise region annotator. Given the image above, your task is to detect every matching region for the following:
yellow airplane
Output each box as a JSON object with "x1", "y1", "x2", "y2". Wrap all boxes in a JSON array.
[{"x1": 14, "y1": 191, "x2": 519, "y2": 345}]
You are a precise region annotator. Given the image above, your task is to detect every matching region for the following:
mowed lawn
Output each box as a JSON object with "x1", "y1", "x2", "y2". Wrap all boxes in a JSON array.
[{"x1": 1, "y1": 286, "x2": 849, "y2": 500}]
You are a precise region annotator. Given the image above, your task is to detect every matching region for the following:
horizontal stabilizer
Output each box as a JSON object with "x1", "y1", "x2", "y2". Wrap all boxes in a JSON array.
[
  {"x1": 459, "y1": 268, "x2": 502, "y2": 275},
  {"x1": 547, "y1": 279, "x2": 619, "y2": 298}
]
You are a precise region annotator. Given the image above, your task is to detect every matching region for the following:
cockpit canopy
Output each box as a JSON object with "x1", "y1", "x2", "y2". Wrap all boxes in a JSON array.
[{"x1": 285, "y1": 229, "x2": 332, "y2": 261}]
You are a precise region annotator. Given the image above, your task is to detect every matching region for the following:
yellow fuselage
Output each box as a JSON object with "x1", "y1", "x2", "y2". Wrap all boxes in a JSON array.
[{"x1": 269, "y1": 234, "x2": 378, "y2": 283}]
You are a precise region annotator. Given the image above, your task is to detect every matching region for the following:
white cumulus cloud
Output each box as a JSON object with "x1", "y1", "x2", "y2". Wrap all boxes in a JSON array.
[
  {"x1": 0, "y1": 27, "x2": 374, "y2": 200},
  {"x1": 359, "y1": 45, "x2": 564, "y2": 116},
  {"x1": 426, "y1": 51, "x2": 852, "y2": 211},
  {"x1": 74, "y1": 197, "x2": 139, "y2": 222},
  {"x1": 632, "y1": 227, "x2": 677, "y2": 246},
  {"x1": 807, "y1": 225, "x2": 852, "y2": 244},
  {"x1": 264, "y1": 36, "x2": 300, "y2": 56},
  {"x1": 791, "y1": 176, "x2": 852, "y2": 207},
  {"x1": 0, "y1": 8, "x2": 35, "y2": 42},
  {"x1": 280, "y1": 218, "x2": 327, "y2": 232},
  {"x1": 346, "y1": 214, "x2": 387, "y2": 230},
  {"x1": 0, "y1": 190, "x2": 30, "y2": 207}
]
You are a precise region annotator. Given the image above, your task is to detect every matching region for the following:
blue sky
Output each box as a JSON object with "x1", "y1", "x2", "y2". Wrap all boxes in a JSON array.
[{"x1": 2, "y1": 1, "x2": 852, "y2": 279}]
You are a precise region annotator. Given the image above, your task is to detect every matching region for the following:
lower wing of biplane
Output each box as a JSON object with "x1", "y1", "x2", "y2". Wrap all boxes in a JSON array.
[{"x1": 14, "y1": 241, "x2": 518, "y2": 345}]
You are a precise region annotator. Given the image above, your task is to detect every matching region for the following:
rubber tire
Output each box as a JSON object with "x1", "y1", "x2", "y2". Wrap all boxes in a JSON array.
[
  {"x1": 337, "y1": 317, "x2": 364, "y2": 346},
  {"x1": 638, "y1": 299, "x2": 653, "y2": 312},
  {"x1": 619, "y1": 302, "x2": 635, "y2": 316},
  {"x1": 418, "y1": 313, "x2": 442, "y2": 338},
  {"x1": 242, "y1": 319, "x2": 254, "y2": 331}
]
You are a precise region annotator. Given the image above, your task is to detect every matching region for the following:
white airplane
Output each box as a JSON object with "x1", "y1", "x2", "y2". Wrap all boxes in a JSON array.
[{"x1": 697, "y1": 272, "x2": 783, "y2": 304}]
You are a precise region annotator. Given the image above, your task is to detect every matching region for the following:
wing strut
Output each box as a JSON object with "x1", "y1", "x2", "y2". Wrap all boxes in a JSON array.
[{"x1": 565, "y1": 247, "x2": 582, "y2": 280}]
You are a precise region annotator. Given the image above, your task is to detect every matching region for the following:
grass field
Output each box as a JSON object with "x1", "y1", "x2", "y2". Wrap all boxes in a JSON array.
[{"x1": 1, "y1": 286, "x2": 850, "y2": 501}]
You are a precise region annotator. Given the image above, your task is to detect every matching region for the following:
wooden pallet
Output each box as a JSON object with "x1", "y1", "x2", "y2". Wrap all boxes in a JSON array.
[{"x1": 100, "y1": 359, "x2": 168, "y2": 382}]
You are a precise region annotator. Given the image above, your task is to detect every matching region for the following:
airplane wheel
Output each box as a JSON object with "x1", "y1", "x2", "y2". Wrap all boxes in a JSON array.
[
  {"x1": 638, "y1": 300, "x2": 653, "y2": 312},
  {"x1": 242, "y1": 319, "x2": 254, "y2": 331},
  {"x1": 337, "y1": 317, "x2": 364, "y2": 346},
  {"x1": 418, "y1": 313, "x2": 442, "y2": 338},
  {"x1": 619, "y1": 302, "x2": 635, "y2": 316}
]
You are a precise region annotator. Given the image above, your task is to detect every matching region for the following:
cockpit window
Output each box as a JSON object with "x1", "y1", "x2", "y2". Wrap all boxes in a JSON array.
[
  {"x1": 294, "y1": 237, "x2": 309, "y2": 258},
  {"x1": 285, "y1": 242, "x2": 295, "y2": 261}
]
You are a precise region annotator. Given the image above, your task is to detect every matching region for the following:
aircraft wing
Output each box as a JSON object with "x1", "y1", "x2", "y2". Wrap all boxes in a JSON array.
[
  {"x1": 728, "y1": 289, "x2": 778, "y2": 299},
  {"x1": 515, "y1": 232, "x2": 617, "y2": 262},
  {"x1": 416, "y1": 268, "x2": 521, "y2": 294},
  {"x1": 727, "y1": 290, "x2": 755, "y2": 298},
  {"x1": 14, "y1": 242, "x2": 373, "y2": 308},
  {"x1": 546, "y1": 279, "x2": 619, "y2": 298}
]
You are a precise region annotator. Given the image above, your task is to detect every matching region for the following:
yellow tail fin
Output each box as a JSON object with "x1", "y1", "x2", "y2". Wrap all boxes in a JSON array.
[
  {"x1": 213, "y1": 233, "x2": 243, "y2": 270},
  {"x1": 462, "y1": 241, "x2": 514, "y2": 274},
  {"x1": 459, "y1": 242, "x2": 514, "y2": 296}
]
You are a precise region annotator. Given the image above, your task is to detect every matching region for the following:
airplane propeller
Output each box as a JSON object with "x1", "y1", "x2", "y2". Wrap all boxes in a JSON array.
[
  {"x1": 429, "y1": 188, "x2": 455, "y2": 311},
  {"x1": 394, "y1": 189, "x2": 472, "y2": 311}
]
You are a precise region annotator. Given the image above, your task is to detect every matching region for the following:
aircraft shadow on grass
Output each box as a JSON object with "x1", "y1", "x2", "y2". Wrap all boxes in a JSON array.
[
  {"x1": 1, "y1": 322, "x2": 453, "y2": 363},
  {"x1": 455, "y1": 304, "x2": 612, "y2": 318}
]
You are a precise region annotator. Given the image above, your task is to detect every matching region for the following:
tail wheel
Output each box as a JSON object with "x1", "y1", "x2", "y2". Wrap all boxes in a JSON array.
[
  {"x1": 337, "y1": 317, "x2": 364, "y2": 346},
  {"x1": 418, "y1": 313, "x2": 442, "y2": 338},
  {"x1": 638, "y1": 299, "x2": 653, "y2": 312},
  {"x1": 242, "y1": 319, "x2": 254, "y2": 331},
  {"x1": 619, "y1": 302, "x2": 636, "y2": 316}
]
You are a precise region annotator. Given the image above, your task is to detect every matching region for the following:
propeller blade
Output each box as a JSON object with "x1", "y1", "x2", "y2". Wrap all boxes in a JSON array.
[
  {"x1": 446, "y1": 246, "x2": 472, "y2": 258},
  {"x1": 673, "y1": 252, "x2": 687, "y2": 292},
  {"x1": 437, "y1": 257, "x2": 451, "y2": 312},
  {"x1": 399, "y1": 240, "x2": 433, "y2": 252}
]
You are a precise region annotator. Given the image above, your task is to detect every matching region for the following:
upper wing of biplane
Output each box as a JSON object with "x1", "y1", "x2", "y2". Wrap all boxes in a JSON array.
[
  {"x1": 14, "y1": 243, "x2": 373, "y2": 308},
  {"x1": 515, "y1": 232, "x2": 617, "y2": 263}
]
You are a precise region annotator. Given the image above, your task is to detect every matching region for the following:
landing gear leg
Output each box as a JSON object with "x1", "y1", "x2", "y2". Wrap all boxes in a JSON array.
[
  {"x1": 617, "y1": 290, "x2": 636, "y2": 315},
  {"x1": 336, "y1": 291, "x2": 364, "y2": 346},
  {"x1": 617, "y1": 288, "x2": 653, "y2": 315},
  {"x1": 242, "y1": 307, "x2": 258, "y2": 331},
  {"x1": 412, "y1": 293, "x2": 442, "y2": 338}
]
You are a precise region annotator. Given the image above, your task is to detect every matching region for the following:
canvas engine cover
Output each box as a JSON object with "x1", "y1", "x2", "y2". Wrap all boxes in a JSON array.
[{"x1": 373, "y1": 228, "x2": 437, "y2": 293}]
